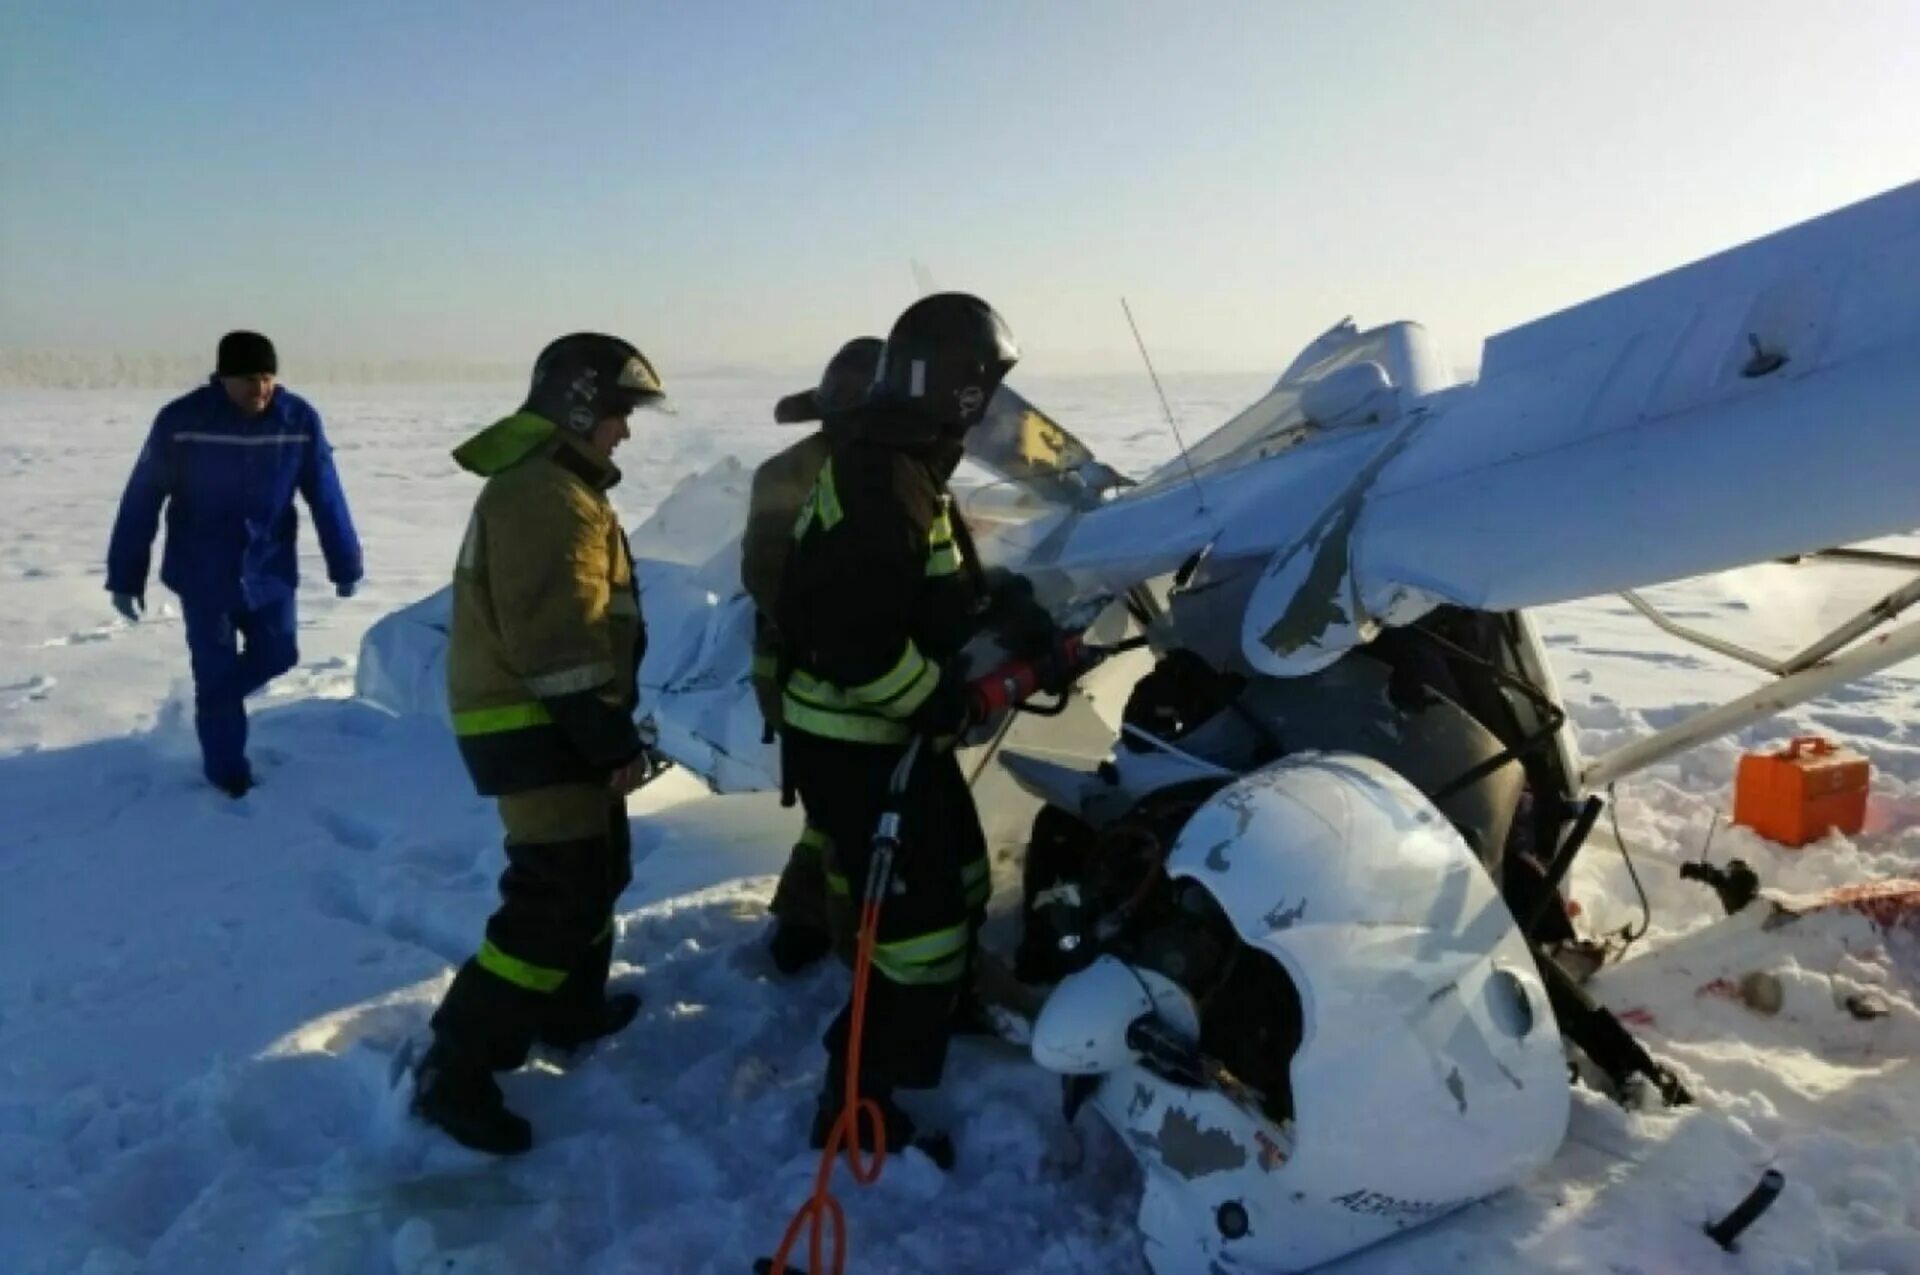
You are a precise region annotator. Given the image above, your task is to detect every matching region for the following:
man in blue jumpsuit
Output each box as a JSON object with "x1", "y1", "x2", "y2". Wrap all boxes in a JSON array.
[{"x1": 106, "y1": 331, "x2": 363, "y2": 797}]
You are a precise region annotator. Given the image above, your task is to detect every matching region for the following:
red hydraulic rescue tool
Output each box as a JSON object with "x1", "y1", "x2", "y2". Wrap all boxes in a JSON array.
[{"x1": 965, "y1": 629, "x2": 1147, "y2": 721}]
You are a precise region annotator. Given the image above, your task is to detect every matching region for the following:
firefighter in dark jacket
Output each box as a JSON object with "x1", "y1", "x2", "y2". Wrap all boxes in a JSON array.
[
  {"x1": 413, "y1": 334, "x2": 666, "y2": 1155},
  {"x1": 778, "y1": 294, "x2": 1018, "y2": 1154},
  {"x1": 744, "y1": 336, "x2": 884, "y2": 974}
]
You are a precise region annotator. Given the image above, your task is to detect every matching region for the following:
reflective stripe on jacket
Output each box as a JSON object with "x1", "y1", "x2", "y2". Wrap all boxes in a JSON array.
[
  {"x1": 105, "y1": 380, "x2": 362, "y2": 608},
  {"x1": 777, "y1": 421, "x2": 981, "y2": 746},
  {"x1": 446, "y1": 412, "x2": 645, "y2": 795}
]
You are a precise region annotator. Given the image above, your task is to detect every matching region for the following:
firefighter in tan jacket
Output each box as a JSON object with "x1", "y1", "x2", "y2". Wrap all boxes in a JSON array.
[
  {"x1": 744, "y1": 336, "x2": 883, "y2": 974},
  {"x1": 414, "y1": 334, "x2": 666, "y2": 1155}
]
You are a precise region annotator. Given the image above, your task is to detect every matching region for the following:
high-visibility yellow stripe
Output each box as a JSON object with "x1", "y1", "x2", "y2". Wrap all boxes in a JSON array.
[
  {"x1": 872, "y1": 946, "x2": 968, "y2": 986},
  {"x1": 925, "y1": 505, "x2": 964, "y2": 578},
  {"x1": 794, "y1": 458, "x2": 845, "y2": 541},
  {"x1": 784, "y1": 670, "x2": 845, "y2": 706},
  {"x1": 780, "y1": 695, "x2": 911, "y2": 744},
  {"x1": 876, "y1": 924, "x2": 968, "y2": 967},
  {"x1": 452, "y1": 702, "x2": 553, "y2": 736},
  {"x1": 826, "y1": 869, "x2": 851, "y2": 897},
  {"x1": 844, "y1": 642, "x2": 933, "y2": 708},
  {"x1": 817, "y1": 460, "x2": 844, "y2": 529},
  {"x1": 782, "y1": 641, "x2": 940, "y2": 736},
  {"x1": 476, "y1": 939, "x2": 568, "y2": 992}
]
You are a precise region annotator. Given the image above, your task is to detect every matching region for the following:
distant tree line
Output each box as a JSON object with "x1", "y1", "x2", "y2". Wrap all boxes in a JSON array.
[{"x1": 0, "y1": 349, "x2": 522, "y2": 389}]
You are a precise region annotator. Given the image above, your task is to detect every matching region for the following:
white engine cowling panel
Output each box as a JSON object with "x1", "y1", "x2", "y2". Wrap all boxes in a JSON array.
[{"x1": 1039, "y1": 752, "x2": 1568, "y2": 1273}]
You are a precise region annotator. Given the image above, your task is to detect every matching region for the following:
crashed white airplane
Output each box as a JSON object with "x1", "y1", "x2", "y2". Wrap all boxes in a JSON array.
[{"x1": 359, "y1": 179, "x2": 1920, "y2": 1273}]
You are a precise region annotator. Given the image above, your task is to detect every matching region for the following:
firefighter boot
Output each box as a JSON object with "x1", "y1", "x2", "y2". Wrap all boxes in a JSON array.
[
  {"x1": 537, "y1": 990, "x2": 642, "y2": 1052},
  {"x1": 808, "y1": 1070, "x2": 954, "y2": 1170},
  {"x1": 411, "y1": 1040, "x2": 533, "y2": 1156},
  {"x1": 768, "y1": 921, "x2": 833, "y2": 975}
]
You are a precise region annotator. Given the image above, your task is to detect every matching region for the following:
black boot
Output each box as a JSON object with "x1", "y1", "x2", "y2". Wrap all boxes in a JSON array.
[
  {"x1": 537, "y1": 990, "x2": 641, "y2": 1051},
  {"x1": 949, "y1": 986, "x2": 1001, "y2": 1038},
  {"x1": 209, "y1": 769, "x2": 255, "y2": 799},
  {"x1": 808, "y1": 1079, "x2": 954, "y2": 1170},
  {"x1": 411, "y1": 1041, "x2": 532, "y2": 1156},
  {"x1": 768, "y1": 921, "x2": 832, "y2": 975}
]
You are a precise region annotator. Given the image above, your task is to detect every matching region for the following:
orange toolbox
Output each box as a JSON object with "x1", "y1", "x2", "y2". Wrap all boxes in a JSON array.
[{"x1": 1733, "y1": 735, "x2": 1870, "y2": 848}]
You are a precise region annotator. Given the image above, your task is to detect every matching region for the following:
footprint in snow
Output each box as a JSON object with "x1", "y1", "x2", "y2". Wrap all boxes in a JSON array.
[
  {"x1": 2, "y1": 674, "x2": 55, "y2": 703},
  {"x1": 41, "y1": 626, "x2": 118, "y2": 647},
  {"x1": 1809, "y1": 710, "x2": 1901, "y2": 741},
  {"x1": 332, "y1": 707, "x2": 392, "y2": 740},
  {"x1": 315, "y1": 807, "x2": 388, "y2": 853},
  {"x1": 1817, "y1": 682, "x2": 1886, "y2": 707},
  {"x1": 309, "y1": 868, "x2": 371, "y2": 926},
  {"x1": 308, "y1": 866, "x2": 466, "y2": 963}
]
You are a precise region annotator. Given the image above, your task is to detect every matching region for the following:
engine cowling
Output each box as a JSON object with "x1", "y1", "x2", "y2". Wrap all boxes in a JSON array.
[{"x1": 1030, "y1": 752, "x2": 1569, "y2": 1274}]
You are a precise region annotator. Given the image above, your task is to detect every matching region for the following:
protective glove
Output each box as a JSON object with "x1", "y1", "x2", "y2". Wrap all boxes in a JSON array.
[
  {"x1": 907, "y1": 660, "x2": 977, "y2": 740},
  {"x1": 111, "y1": 592, "x2": 144, "y2": 623},
  {"x1": 609, "y1": 748, "x2": 667, "y2": 794},
  {"x1": 977, "y1": 568, "x2": 1058, "y2": 658},
  {"x1": 1027, "y1": 629, "x2": 1086, "y2": 696},
  {"x1": 335, "y1": 580, "x2": 359, "y2": 599},
  {"x1": 610, "y1": 717, "x2": 672, "y2": 793}
]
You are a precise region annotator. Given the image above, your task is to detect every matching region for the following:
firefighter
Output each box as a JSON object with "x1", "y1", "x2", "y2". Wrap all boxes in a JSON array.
[
  {"x1": 743, "y1": 336, "x2": 884, "y2": 974},
  {"x1": 777, "y1": 294, "x2": 1018, "y2": 1154},
  {"x1": 413, "y1": 334, "x2": 666, "y2": 1155}
]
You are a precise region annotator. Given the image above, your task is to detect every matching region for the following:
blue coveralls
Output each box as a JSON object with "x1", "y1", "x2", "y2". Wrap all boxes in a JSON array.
[{"x1": 106, "y1": 380, "x2": 363, "y2": 788}]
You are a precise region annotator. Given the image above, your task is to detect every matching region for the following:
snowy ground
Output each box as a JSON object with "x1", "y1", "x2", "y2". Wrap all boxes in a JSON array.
[{"x1": 2, "y1": 379, "x2": 1916, "y2": 1274}]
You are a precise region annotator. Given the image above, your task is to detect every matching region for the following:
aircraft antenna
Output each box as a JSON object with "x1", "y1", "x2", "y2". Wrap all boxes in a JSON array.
[
  {"x1": 1121, "y1": 297, "x2": 1209, "y2": 517},
  {"x1": 910, "y1": 259, "x2": 938, "y2": 298}
]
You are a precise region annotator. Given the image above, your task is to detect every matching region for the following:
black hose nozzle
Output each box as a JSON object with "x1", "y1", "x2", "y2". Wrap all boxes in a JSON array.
[
  {"x1": 1705, "y1": 1168, "x2": 1785, "y2": 1252},
  {"x1": 1679, "y1": 858, "x2": 1761, "y2": 916}
]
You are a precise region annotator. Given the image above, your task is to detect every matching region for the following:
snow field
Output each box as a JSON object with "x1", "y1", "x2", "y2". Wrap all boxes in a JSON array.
[{"x1": 1, "y1": 380, "x2": 1916, "y2": 1273}]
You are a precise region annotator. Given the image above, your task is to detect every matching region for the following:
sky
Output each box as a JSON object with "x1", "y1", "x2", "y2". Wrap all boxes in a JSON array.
[{"x1": 2, "y1": 1, "x2": 1917, "y2": 376}]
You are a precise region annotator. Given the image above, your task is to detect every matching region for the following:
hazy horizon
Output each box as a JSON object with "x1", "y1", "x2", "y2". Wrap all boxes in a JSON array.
[{"x1": 4, "y1": 2, "x2": 1917, "y2": 379}]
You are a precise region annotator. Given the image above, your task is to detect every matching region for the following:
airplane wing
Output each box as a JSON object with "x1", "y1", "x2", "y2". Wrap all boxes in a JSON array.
[{"x1": 1019, "y1": 180, "x2": 1920, "y2": 677}]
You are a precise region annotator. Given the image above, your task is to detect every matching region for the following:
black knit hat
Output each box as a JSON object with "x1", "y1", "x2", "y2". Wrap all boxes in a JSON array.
[{"x1": 216, "y1": 331, "x2": 278, "y2": 378}]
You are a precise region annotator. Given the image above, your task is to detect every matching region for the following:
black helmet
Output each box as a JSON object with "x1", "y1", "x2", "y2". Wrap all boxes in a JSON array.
[
  {"x1": 774, "y1": 336, "x2": 883, "y2": 424},
  {"x1": 872, "y1": 293, "x2": 1018, "y2": 431},
  {"x1": 522, "y1": 333, "x2": 665, "y2": 433}
]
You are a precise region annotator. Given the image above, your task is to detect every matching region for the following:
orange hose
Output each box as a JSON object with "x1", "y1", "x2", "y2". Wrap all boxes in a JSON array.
[{"x1": 767, "y1": 891, "x2": 889, "y2": 1275}]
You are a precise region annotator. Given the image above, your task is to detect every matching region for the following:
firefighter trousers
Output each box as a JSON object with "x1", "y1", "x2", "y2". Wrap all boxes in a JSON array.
[
  {"x1": 431, "y1": 782, "x2": 632, "y2": 1072},
  {"x1": 785, "y1": 731, "x2": 989, "y2": 1093}
]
